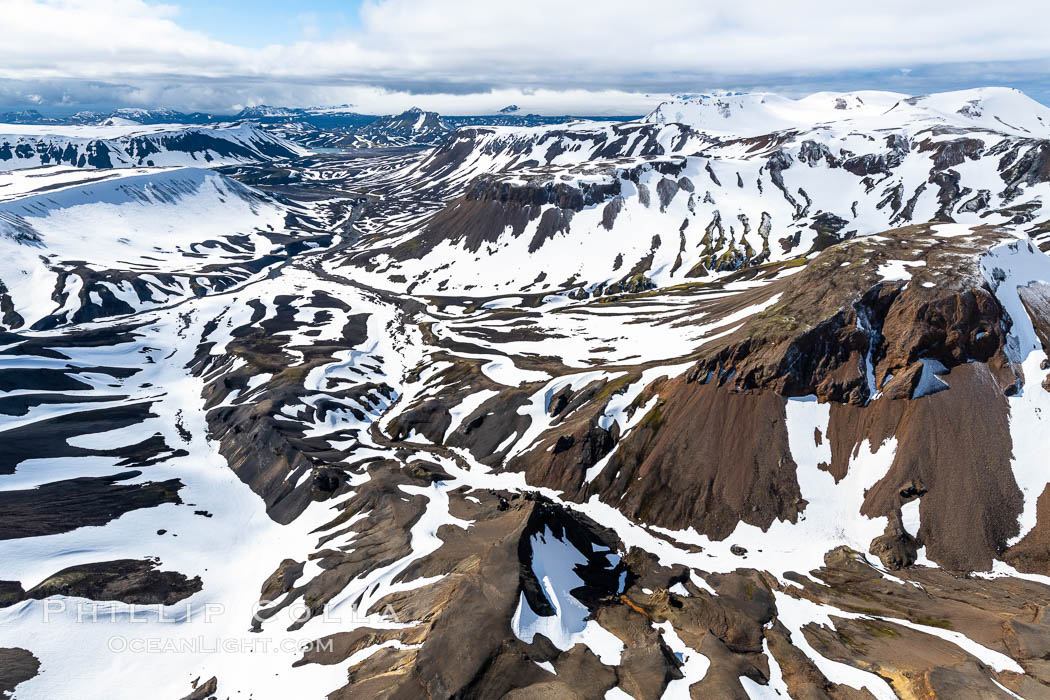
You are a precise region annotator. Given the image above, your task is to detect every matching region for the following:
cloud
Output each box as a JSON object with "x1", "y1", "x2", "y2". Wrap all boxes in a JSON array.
[{"x1": 2, "y1": 0, "x2": 1050, "y2": 112}]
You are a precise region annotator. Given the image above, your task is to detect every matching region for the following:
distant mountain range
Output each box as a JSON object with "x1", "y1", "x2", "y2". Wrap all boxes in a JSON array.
[
  {"x1": 0, "y1": 106, "x2": 641, "y2": 149},
  {"x1": 0, "y1": 122, "x2": 304, "y2": 170}
]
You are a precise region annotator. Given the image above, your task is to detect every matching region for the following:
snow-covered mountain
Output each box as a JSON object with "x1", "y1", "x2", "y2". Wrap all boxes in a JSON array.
[
  {"x1": 0, "y1": 109, "x2": 60, "y2": 124},
  {"x1": 646, "y1": 87, "x2": 1050, "y2": 136},
  {"x1": 234, "y1": 105, "x2": 301, "y2": 119},
  {"x1": 346, "y1": 87, "x2": 1050, "y2": 296},
  {"x1": 2, "y1": 88, "x2": 1050, "y2": 700},
  {"x1": 346, "y1": 106, "x2": 451, "y2": 147},
  {"x1": 0, "y1": 167, "x2": 295, "y2": 329},
  {"x1": 0, "y1": 122, "x2": 304, "y2": 170},
  {"x1": 63, "y1": 108, "x2": 219, "y2": 125}
]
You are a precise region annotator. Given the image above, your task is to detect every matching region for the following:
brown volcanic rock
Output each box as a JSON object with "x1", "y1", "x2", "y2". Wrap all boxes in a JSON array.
[
  {"x1": 25, "y1": 558, "x2": 201, "y2": 605},
  {"x1": 405, "y1": 496, "x2": 633, "y2": 699},
  {"x1": 297, "y1": 477, "x2": 797, "y2": 699},
  {"x1": 802, "y1": 618, "x2": 1015, "y2": 699},
  {"x1": 299, "y1": 488, "x2": 635, "y2": 699},
  {"x1": 689, "y1": 634, "x2": 764, "y2": 699},
  {"x1": 179, "y1": 676, "x2": 217, "y2": 700},
  {"x1": 856, "y1": 362, "x2": 1022, "y2": 571},
  {"x1": 785, "y1": 547, "x2": 1050, "y2": 693},
  {"x1": 498, "y1": 224, "x2": 1029, "y2": 569},
  {"x1": 618, "y1": 570, "x2": 776, "y2": 656},
  {"x1": 328, "y1": 646, "x2": 419, "y2": 700},
  {"x1": 686, "y1": 223, "x2": 1014, "y2": 404},
  {"x1": 287, "y1": 466, "x2": 1050, "y2": 699},
  {"x1": 506, "y1": 392, "x2": 623, "y2": 497},
  {"x1": 868, "y1": 527, "x2": 919, "y2": 570},
  {"x1": 0, "y1": 647, "x2": 40, "y2": 699},
  {"x1": 392, "y1": 172, "x2": 624, "y2": 261},
  {"x1": 258, "y1": 558, "x2": 304, "y2": 604},
  {"x1": 599, "y1": 620, "x2": 682, "y2": 699},
  {"x1": 253, "y1": 461, "x2": 427, "y2": 631},
  {"x1": 1004, "y1": 484, "x2": 1050, "y2": 575},
  {"x1": 584, "y1": 377, "x2": 803, "y2": 537},
  {"x1": 388, "y1": 502, "x2": 544, "y2": 698},
  {"x1": 763, "y1": 620, "x2": 876, "y2": 700},
  {"x1": 876, "y1": 285, "x2": 1007, "y2": 388}
]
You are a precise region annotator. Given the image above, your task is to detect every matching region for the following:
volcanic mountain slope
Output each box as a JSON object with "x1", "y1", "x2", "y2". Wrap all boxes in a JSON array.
[
  {"x1": 0, "y1": 167, "x2": 315, "y2": 331},
  {"x1": 257, "y1": 107, "x2": 452, "y2": 151},
  {"x1": 346, "y1": 107, "x2": 452, "y2": 147},
  {"x1": 344, "y1": 87, "x2": 1050, "y2": 296},
  {"x1": 1, "y1": 88, "x2": 1050, "y2": 700},
  {"x1": 0, "y1": 122, "x2": 303, "y2": 170}
]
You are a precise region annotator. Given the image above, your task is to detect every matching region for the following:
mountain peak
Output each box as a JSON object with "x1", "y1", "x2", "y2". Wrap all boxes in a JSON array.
[
  {"x1": 235, "y1": 105, "x2": 299, "y2": 118},
  {"x1": 645, "y1": 87, "x2": 1050, "y2": 138}
]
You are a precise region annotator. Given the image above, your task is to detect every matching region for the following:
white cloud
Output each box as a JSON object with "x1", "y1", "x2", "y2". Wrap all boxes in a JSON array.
[{"x1": 2, "y1": 0, "x2": 1050, "y2": 112}]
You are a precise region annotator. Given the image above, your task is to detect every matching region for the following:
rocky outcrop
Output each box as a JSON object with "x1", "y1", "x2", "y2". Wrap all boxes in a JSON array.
[
  {"x1": 0, "y1": 647, "x2": 40, "y2": 699},
  {"x1": 869, "y1": 528, "x2": 919, "y2": 569},
  {"x1": 843, "y1": 133, "x2": 911, "y2": 176},
  {"x1": 686, "y1": 225, "x2": 1014, "y2": 405},
  {"x1": 179, "y1": 676, "x2": 218, "y2": 700},
  {"x1": 391, "y1": 174, "x2": 619, "y2": 260},
  {"x1": 492, "y1": 225, "x2": 1031, "y2": 571},
  {"x1": 15, "y1": 559, "x2": 201, "y2": 605},
  {"x1": 349, "y1": 107, "x2": 450, "y2": 147},
  {"x1": 0, "y1": 471, "x2": 183, "y2": 540}
]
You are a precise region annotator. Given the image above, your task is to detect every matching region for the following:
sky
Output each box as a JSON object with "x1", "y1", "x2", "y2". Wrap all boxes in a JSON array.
[{"x1": 2, "y1": 0, "x2": 1050, "y2": 115}]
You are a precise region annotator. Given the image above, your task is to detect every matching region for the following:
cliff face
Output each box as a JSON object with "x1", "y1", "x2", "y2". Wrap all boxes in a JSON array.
[
  {"x1": 686, "y1": 224, "x2": 1015, "y2": 404},
  {"x1": 398, "y1": 172, "x2": 625, "y2": 259},
  {"x1": 412, "y1": 224, "x2": 1038, "y2": 577},
  {"x1": 354, "y1": 91, "x2": 1050, "y2": 299}
]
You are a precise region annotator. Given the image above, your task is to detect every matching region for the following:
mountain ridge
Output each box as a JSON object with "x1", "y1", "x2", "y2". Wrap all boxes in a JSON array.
[{"x1": 1, "y1": 87, "x2": 1050, "y2": 700}]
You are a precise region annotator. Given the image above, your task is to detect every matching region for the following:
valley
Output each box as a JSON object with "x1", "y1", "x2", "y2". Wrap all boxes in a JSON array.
[{"x1": 2, "y1": 88, "x2": 1050, "y2": 699}]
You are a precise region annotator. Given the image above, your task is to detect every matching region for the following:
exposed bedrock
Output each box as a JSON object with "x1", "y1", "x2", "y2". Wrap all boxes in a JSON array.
[
  {"x1": 507, "y1": 374, "x2": 805, "y2": 540},
  {"x1": 999, "y1": 139, "x2": 1050, "y2": 201},
  {"x1": 292, "y1": 466, "x2": 796, "y2": 699},
  {"x1": 0, "y1": 647, "x2": 40, "y2": 699},
  {"x1": 293, "y1": 482, "x2": 643, "y2": 699},
  {"x1": 194, "y1": 295, "x2": 383, "y2": 524},
  {"x1": 287, "y1": 459, "x2": 1050, "y2": 698},
  {"x1": 390, "y1": 159, "x2": 687, "y2": 263},
  {"x1": 467, "y1": 225, "x2": 1047, "y2": 572},
  {"x1": 686, "y1": 225, "x2": 1016, "y2": 405},
  {"x1": 784, "y1": 547, "x2": 1050, "y2": 697},
  {"x1": 13, "y1": 558, "x2": 201, "y2": 606},
  {"x1": 179, "y1": 676, "x2": 218, "y2": 700},
  {"x1": 397, "y1": 176, "x2": 612, "y2": 258},
  {"x1": 416, "y1": 122, "x2": 696, "y2": 181}
]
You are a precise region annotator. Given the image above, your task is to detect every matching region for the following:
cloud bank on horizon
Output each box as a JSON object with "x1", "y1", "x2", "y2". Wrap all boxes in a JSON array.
[{"x1": 3, "y1": 0, "x2": 1050, "y2": 114}]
